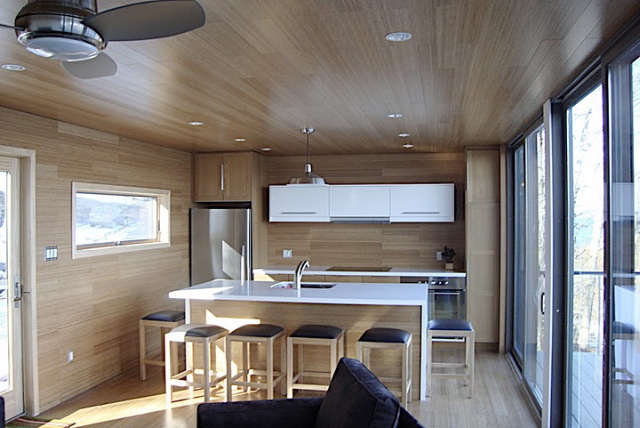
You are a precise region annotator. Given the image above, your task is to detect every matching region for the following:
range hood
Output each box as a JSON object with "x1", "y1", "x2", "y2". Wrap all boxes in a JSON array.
[{"x1": 330, "y1": 216, "x2": 390, "y2": 224}]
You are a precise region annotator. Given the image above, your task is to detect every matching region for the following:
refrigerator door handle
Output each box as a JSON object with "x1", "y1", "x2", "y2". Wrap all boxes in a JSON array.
[
  {"x1": 220, "y1": 163, "x2": 225, "y2": 191},
  {"x1": 240, "y1": 245, "x2": 246, "y2": 282}
]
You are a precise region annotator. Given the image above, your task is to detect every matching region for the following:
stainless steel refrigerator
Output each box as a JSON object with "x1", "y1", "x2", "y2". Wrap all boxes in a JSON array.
[{"x1": 190, "y1": 206, "x2": 252, "y2": 285}]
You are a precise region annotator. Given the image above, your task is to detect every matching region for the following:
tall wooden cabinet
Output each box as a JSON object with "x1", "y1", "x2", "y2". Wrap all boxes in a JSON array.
[
  {"x1": 465, "y1": 147, "x2": 502, "y2": 344},
  {"x1": 193, "y1": 151, "x2": 267, "y2": 268}
]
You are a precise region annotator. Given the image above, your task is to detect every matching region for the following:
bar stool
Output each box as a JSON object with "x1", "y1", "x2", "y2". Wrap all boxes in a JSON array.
[
  {"x1": 139, "y1": 310, "x2": 185, "y2": 380},
  {"x1": 165, "y1": 323, "x2": 228, "y2": 404},
  {"x1": 287, "y1": 324, "x2": 344, "y2": 398},
  {"x1": 226, "y1": 324, "x2": 286, "y2": 401},
  {"x1": 426, "y1": 318, "x2": 475, "y2": 398},
  {"x1": 356, "y1": 327, "x2": 412, "y2": 407}
]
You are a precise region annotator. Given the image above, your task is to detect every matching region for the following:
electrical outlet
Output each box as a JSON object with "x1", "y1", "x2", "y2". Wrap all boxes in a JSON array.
[
  {"x1": 436, "y1": 251, "x2": 443, "y2": 261},
  {"x1": 283, "y1": 249, "x2": 293, "y2": 259},
  {"x1": 67, "y1": 350, "x2": 74, "y2": 363}
]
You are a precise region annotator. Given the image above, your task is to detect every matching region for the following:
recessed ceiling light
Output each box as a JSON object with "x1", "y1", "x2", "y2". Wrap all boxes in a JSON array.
[
  {"x1": 234, "y1": 138, "x2": 246, "y2": 142},
  {"x1": 385, "y1": 32, "x2": 412, "y2": 42},
  {"x1": 387, "y1": 113, "x2": 403, "y2": 118},
  {"x1": 2, "y1": 64, "x2": 26, "y2": 71},
  {"x1": 261, "y1": 147, "x2": 272, "y2": 152},
  {"x1": 402, "y1": 143, "x2": 414, "y2": 148},
  {"x1": 188, "y1": 121, "x2": 204, "y2": 126},
  {"x1": 398, "y1": 133, "x2": 410, "y2": 137}
]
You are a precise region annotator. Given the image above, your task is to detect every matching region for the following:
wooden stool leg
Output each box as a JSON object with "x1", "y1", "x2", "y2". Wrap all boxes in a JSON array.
[
  {"x1": 468, "y1": 332, "x2": 475, "y2": 398},
  {"x1": 401, "y1": 343, "x2": 408, "y2": 407},
  {"x1": 226, "y1": 337, "x2": 233, "y2": 402},
  {"x1": 139, "y1": 321, "x2": 147, "y2": 381},
  {"x1": 356, "y1": 341, "x2": 363, "y2": 361},
  {"x1": 287, "y1": 338, "x2": 294, "y2": 398},
  {"x1": 242, "y1": 342, "x2": 249, "y2": 392},
  {"x1": 297, "y1": 342, "x2": 304, "y2": 384},
  {"x1": 280, "y1": 335, "x2": 287, "y2": 396},
  {"x1": 165, "y1": 336, "x2": 173, "y2": 405},
  {"x1": 330, "y1": 338, "x2": 338, "y2": 376},
  {"x1": 267, "y1": 337, "x2": 275, "y2": 399},
  {"x1": 203, "y1": 339, "x2": 211, "y2": 402},
  {"x1": 187, "y1": 342, "x2": 195, "y2": 393},
  {"x1": 408, "y1": 339, "x2": 413, "y2": 403}
]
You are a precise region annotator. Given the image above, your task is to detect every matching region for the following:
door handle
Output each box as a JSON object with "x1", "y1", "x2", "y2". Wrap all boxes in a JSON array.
[
  {"x1": 13, "y1": 276, "x2": 22, "y2": 308},
  {"x1": 540, "y1": 291, "x2": 545, "y2": 315}
]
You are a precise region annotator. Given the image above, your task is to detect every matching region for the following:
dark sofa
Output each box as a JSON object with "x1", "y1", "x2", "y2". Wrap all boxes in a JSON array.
[
  {"x1": 197, "y1": 357, "x2": 424, "y2": 428},
  {"x1": 1, "y1": 395, "x2": 4, "y2": 428}
]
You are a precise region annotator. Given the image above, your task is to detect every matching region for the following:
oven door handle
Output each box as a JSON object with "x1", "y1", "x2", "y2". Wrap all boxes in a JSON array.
[{"x1": 428, "y1": 291, "x2": 463, "y2": 295}]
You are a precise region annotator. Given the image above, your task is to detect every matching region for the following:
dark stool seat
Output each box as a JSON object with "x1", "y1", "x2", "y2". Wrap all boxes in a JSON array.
[
  {"x1": 139, "y1": 310, "x2": 186, "y2": 380},
  {"x1": 230, "y1": 324, "x2": 284, "y2": 338},
  {"x1": 142, "y1": 310, "x2": 185, "y2": 323},
  {"x1": 290, "y1": 324, "x2": 343, "y2": 339},
  {"x1": 357, "y1": 327, "x2": 412, "y2": 406},
  {"x1": 359, "y1": 327, "x2": 412, "y2": 343},
  {"x1": 287, "y1": 324, "x2": 344, "y2": 398},
  {"x1": 165, "y1": 323, "x2": 229, "y2": 404},
  {"x1": 428, "y1": 318, "x2": 473, "y2": 331},
  {"x1": 226, "y1": 324, "x2": 287, "y2": 401}
]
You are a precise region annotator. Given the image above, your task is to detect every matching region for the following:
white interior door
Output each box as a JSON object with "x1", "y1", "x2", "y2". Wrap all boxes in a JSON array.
[{"x1": 0, "y1": 156, "x2": 23, "y2": 420}]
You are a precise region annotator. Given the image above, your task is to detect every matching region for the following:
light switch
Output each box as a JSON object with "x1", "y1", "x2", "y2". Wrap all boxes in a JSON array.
[
  {"x1": 45, "y1": 246, "x2": 58, "y2": 261},
  {"x1": 283, "y1": 249, "x2": 293, "y2": 259}
]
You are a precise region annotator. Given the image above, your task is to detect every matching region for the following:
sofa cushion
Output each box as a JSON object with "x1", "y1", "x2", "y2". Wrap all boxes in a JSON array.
[
  {"x1": 315, "y1": 358, "x2": 400, "y2": 428},
  {"x1": 197, "y1": 398, "x2": 322, "y2": 428}
]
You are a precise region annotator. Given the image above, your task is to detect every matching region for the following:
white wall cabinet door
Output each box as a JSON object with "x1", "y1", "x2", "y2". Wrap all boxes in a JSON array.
[
  {"x1": 329, "y1": 185, "x2": 390, "y2": 219},
  {"x1": 269, "y1": 185, "x2": 330, "y2": 222},
  {"x1": 390, "y1": 184, "x2": 455, "y2": 222}
]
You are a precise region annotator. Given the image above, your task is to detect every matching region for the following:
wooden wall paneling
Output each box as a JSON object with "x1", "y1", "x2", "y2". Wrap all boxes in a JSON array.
[
  {"x1": 264, "y1": 153, "x2": 466, "y2": 270},
  {"x1": 465, "y1": 147, "x2": 501, "y2": 344},
  {"x1": 0, "y1": 106, "x2": 192, "y2": 412}
]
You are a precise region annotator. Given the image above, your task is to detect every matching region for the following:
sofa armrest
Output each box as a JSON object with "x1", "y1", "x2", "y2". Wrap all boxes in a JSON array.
[
  {"x1": 0, "y1": 395, "x2": 4, "y2": 428},
  {"x1": 398, "y1": 407, "x2": 425, "y2": 428},
  {"x1": 197, "y1": 397, "x2": 323, "y2": 428}
]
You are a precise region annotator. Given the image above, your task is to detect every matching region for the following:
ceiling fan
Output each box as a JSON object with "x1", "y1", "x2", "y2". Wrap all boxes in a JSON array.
[{"x1": 0, "y1": 0, "x2": 206, "y2": 79}]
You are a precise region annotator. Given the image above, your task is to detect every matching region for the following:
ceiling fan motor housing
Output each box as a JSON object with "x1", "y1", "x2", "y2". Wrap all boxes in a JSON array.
[{"x1": 15, "y1": 0, "x2": 106, "y2": 62}]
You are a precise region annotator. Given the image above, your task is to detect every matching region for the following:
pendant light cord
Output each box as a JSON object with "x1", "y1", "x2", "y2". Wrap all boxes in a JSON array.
[{"x1": 306, "y1": 131, "x2": 310, "y2": 165}]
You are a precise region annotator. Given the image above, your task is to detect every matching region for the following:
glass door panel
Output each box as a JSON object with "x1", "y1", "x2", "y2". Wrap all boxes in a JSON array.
[
  {"x1": 0, "y1": 156, "x2": 23, "y2": 420},
  {"x1": 608, "y1": 53, "x2": 640, "y2": 428},
  {"x1": 513, "y1": 145, "x2": 526, "y2": 363},
  {"x1": 566, "y1": 84, "x2": 605, "y2": 427},
  {"x1": 524, "y1": 126, "x2": 546, "y2": 403}
]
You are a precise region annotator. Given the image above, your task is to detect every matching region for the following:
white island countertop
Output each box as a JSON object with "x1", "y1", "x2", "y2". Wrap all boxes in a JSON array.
[
  {"x1": 254, "y1": 266, "x2": 466, "y2": 278},
  {"x1": 168, "y1": 279, "x2": 428, "y2": 306}
]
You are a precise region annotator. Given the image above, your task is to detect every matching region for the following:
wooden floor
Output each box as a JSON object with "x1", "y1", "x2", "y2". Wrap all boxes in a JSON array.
[{"x1": 37, "y1": 349, "x2": 539, "y2": 428}]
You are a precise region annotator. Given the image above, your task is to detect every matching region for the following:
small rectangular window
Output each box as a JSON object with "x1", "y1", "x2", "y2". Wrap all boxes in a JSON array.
[{"x1": 72, "y1": 183, "x2": 170, "y2": 258}]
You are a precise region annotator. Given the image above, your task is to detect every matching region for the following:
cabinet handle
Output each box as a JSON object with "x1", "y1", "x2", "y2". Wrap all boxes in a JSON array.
[
  {"x1": 281, "y1": 211, "x2": 317, "y2": 215},
  {"x1": 402, "y1": 211, "x2": 440, "y2": 215},
  {"x1": 540, "y1": 291, "x2": 545, "y2": 315},
  {"x1": 220, "y1": 163, "x2": 224, "y2": 191}
]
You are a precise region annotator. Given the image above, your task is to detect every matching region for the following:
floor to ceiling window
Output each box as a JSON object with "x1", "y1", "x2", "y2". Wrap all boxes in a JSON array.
[
  {"x1": 607, "y1": 43, "x2": 640, "y2": 428},
  {"x1": 566, "y1": 83, "x2": 605, "y2": 428},
  {"x1": 509, "y1": 124, "x2": 547, "y2": 411}
]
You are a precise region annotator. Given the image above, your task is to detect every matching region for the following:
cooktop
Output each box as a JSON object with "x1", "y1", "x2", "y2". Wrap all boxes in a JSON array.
[{"x1": 326, "y1": 266, "x2": 393, "y2": 272}]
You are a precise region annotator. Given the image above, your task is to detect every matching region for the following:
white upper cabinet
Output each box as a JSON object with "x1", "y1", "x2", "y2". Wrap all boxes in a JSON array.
[
  {"x1": 269, "y1": 185, "x2": 330, "y2": 222},
  {"x1": 390, "y1": 184, "x2": 455, "y2": 222},
  {"x1": 329, "y1": 185, "x2": 390, "y2": 221}
]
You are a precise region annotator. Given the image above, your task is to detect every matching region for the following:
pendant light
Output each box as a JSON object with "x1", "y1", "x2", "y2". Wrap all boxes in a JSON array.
[{"x1": 289, "y1": 128, "x2": 326, "y2": 185}]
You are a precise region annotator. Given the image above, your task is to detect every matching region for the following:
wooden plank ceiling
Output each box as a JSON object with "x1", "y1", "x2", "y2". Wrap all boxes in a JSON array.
[{"x1": 0, "y1": 0, "x2": 639, "y2": 155}]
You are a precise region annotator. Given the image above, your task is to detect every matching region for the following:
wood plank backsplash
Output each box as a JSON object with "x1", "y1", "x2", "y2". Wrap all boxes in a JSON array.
[
  {"x1": 0, "y1": 107, "x2": 192, "y2": 412},
  {"x1": 264, "y1": 153, "x2": 466, "y2": 269}
]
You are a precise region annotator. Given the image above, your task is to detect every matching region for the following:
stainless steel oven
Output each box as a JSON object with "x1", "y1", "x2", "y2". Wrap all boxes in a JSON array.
[{"x1": 401, "y1": 276, "x2": 466, "y2": 320}]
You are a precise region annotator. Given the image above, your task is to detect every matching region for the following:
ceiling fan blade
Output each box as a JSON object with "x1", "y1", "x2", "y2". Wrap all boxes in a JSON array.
[
  {"x1": 62, "y1": 53, "x2": 117, "y2": 79},
  {"x1": 83, "y1": 0, "x2": 205, "y2": 42},
  {"x1": 0, "y1": 23, "x2": 22, "y2": 30}
]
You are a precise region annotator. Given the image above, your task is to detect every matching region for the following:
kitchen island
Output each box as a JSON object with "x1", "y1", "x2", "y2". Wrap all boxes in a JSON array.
[{"x1": 169, "y1": 279, "x2": 429, "y2": 400}]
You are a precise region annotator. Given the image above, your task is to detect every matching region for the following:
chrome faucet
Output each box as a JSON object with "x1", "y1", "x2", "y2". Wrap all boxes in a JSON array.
[{"x1": 294, "y1": 260, "x2": 310, "y2": 289}]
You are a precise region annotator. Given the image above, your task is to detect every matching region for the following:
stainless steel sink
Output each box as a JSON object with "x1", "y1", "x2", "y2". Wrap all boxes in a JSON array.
[{"x1": 271, "y1": 281, "x2": 337, "y2": 289}]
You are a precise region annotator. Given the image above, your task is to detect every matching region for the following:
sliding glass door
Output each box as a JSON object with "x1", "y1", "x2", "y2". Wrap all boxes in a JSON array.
[
  {"x1": 607, "y1": 45, "x2": 640, "y2": 428},
  {"x1": 565, "y1": 83, "x2": 605, "y2": 427},
  {"x1": 510, "y1": 124, "x2": 547, "y2": 409}
]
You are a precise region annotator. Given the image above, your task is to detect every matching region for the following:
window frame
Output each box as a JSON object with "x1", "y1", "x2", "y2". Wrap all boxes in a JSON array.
[{"x1": 71, "y1": 182, "x2": 170, "y2": 259}]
